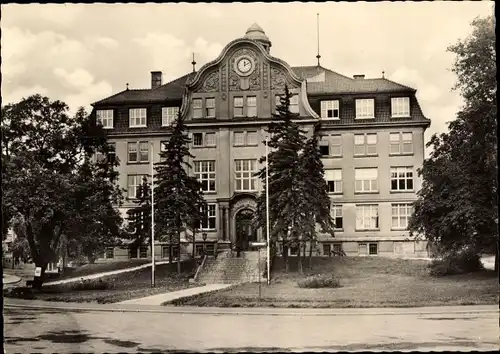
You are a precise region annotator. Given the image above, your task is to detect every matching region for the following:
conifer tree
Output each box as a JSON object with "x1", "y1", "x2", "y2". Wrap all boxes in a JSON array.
[
  {"x1": 255, "y1": 85, "x2": 307, "y2": 272},
  {"x1": 154, "y1": 112, "x2": 206, "y2": 273},
  {"x1": 299, "y1": 124, "x2": 335, "y2": 269},
  {"x1": 126, "y1": 176, "x2": 152, "y2": 257}
]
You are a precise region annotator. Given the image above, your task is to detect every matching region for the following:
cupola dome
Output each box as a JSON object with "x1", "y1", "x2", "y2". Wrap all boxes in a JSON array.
[{"x1": 244, "y1": 23, "x2": 272, "y2": 52}]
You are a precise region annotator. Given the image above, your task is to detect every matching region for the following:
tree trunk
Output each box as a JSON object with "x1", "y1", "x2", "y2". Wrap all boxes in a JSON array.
[
  {"x1": 283, "y1": 244, "x2": 289, "y2": 273},
  {"x1": 308, "y1": 239, "x2": 313, "y2": 269},
  {"x1": 192, "y1": 228, "x2": 196, "y2": 259},
  {"x1": 495, "y1": 243, "x2": 499, "y2": 273},
  {"x1": 298, "y1": 243, "x2": 303, "y2": 275},
  {"x1": 169, "y1": 234, "x2": 173, "y2": 264},
  {"x1": 177, "y1": 215, "x2": 181, "y2": 274}
]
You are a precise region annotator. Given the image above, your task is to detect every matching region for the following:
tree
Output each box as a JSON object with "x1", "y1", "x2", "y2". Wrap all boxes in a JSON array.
[
  {"x1": 299, "y1": 123, "x2": 335, "y2": 269},
  {"x1": 126, "y1": 176, "x2": 152, "y2": 258},
  {"x1": 154, "y1": 112, "x2": 206, "y2": 273},
  {"x1": 255, "y1": 85, "x2": 308, "y2": 273},
  {"x1": 409, "y1": 15, "x2": 497, "y2": 271},
  {"x1": 2, "y1": 96, "x2": 123, "y2": 286}
]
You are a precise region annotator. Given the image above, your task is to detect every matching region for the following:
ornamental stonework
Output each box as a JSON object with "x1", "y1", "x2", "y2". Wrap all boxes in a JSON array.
[
  {"x1": 221, "y1": 64, "x2": 227, "y2": 92},
  {"x1": 229, "y1": 47, "x2": 261, "y2": 91},
  {"x1": 200, "y1": 70, "x2": 220, "y2": 92},
  {"x1": 263, "y1": 63, "x2": 269, "y2": 88},
  {"x1": 270, "y1": 66, "x2": 287, "y2": 90}
]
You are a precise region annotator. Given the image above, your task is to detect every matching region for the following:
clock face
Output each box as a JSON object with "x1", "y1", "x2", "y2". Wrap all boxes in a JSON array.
[{"x1": 237, "y1": 58, "x2": 253, "y2": 74}]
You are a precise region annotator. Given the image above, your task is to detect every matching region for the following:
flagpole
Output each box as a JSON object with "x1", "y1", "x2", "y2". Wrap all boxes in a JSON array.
[
  {"x1": 265, "y1": 137, "x2": 270, "y2": 285},
  {"x1": 151, "y1": 142, "x2": 155, "y2": 288}
]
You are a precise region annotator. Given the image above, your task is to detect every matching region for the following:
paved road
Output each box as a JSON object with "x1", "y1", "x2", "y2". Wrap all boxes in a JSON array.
[{"x1": 4, "y1": 306, "x2": 498, "y2": 352}]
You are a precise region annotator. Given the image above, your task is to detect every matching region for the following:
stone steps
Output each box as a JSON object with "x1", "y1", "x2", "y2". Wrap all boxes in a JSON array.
[{"x1": 197, "y1": 251, "x2": 266, "y2": 284}]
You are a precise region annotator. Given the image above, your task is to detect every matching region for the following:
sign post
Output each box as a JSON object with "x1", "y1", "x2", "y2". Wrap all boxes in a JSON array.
[
  {"x1": 151, "y1": 142, "x2": 155, "y2": 288},
  {"x1": 250, "y1": 241, "x2": 267, "y2": 300}
]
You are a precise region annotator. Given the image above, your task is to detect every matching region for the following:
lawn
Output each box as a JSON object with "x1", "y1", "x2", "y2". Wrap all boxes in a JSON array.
[
  {"x1": 4, "y1": 261, "x2": 198, "y2": 304},
  {"x1": 165, "y1": 257, "x2": 499, "y2": 308},
  {"x1": 56, "y1": 259, "x2": 152, "y2": 280}
]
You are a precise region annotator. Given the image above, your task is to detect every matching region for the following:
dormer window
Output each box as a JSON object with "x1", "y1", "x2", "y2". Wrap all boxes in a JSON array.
[
  {"x1": 129, "y1": 108, "x2": 147, "y2": 128},
  {"x1": 391, "y1": 97, "x2": 410, "y2": 118},
  {"x1": 162, "y1": 107, "x2": 179, "y2": 126},
  {"x1": 193, "y1": 99, "x2": 203, "y2": 119},
  {"x1": 96, "y1": 110, "x2": 113, "y2": 129},
  {"x1": 355, "y1": 99, "x2": 375, "y2": 119},
  {"x1": 320, "y1": 100, "x2": 340, "y2": 119}
]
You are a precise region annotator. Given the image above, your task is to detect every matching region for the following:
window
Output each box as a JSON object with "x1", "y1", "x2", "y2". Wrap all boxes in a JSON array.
[
  {"x1": 319, "y1": 135, "x2": 330, "y2": 156},
  {"x1": 354, "y1": 134, "x2": 377, "y2": 156},
  {"x1": 358, "y1": 243, "x2": 368, "y2": 256},
  {"x1": 193, "y1": 133, "x2": 203, "y2": 147},
  {"x1": 106, "y1": 247, "x2": 114, "y2": 259},
  {"x1": 392, "y1": 203, "x2": 414, "y2": 230},
  {"x1": 369, "y1": 243, "x2": 378, "y2": 255},
  {"x1": 162, "y1": 245, "x2": 170, "y2": 259},
  {"x1": 128, "y1": 141, "x2": 149, "y2": 163},
  {"x1": 195, "y1": 244, "x2": 204, "y2": 257},
  {"x1": 391, "y1": 167, "x2": 414, "y2": 191},
  {"x1": 325, "y1": 169, "x2": 342, "y2": 194},
  {"x1": 235, "y1": 159, "x2": 258, "y2": 191},
  {"x1": 97, "y1": 110, "x2": 113, "y2": 129},
  {"x1": 194, "y1": 161, "x2": 216, "y2": 192},
  {"x1": 289, "y1": 94, "x2": 299, "y2": 113},
  {"x1": 234, "y1": 132, "x2": 245, "y2": 146},
  {"x1": 332, "y1": 205, "x2": 343, "y2": 229},
  {"x1": 390, "y1": 132, "x2": 413, "y2": 155},
  {"x1": 127, "y1": 175, "x2": 148, "y2": 199},
  {"x1": 96, "y1": 142, "x2": 116, "y2": 163},
  {"x1": 200, "y1": 204, "x2": 216, "y2": 230},
  {"x1": 323, "y1": 243, "x2": 331, "y2": 256},
  {"x1": 234, "y1": 131, "x2": 257, "y2": 146},
  {"x1": 356, "y1": 205, "x2": 379, "y2": 230},
  {"x1": 247, "y1": 96, "x2": 257, "y2": 117},
  {"x1": 247, "y1": 131, "x2": 258, "y2": 146},
  {"x1": 192, "y1": 99, "x2": 203, "y2": 119},
  {"x1": 206, "y1": 244, "x2": 215, "y2": 256},
  {"x1": 129, "y1": 108, "x2": 147, "y2": 127},
  {"x1": 333, "y1": 243, "x2": 342, "y2": 254},
  {"x1": 205, "y1": 98, "x2": 215, "y2": 117},
  {"x1": 205, "y1": 132, "x2": 216, "y2": 147},
  {"x1": 162, "y1": 107, "x2": 179, "y2": 126},
  {"x1": 355, "y1": 168, "x2": 378, "y2": 193},
  {"x1": 234, "y1": 97, "x2": 244, "y2": 116},
  {"x1": 331, "y1": 135, "x2": 342, "y2": 157},
  {"x1": 139, "y1": 246, "x2": 148, "y2": 258},
  {"x1": 355, "y1": 99, "x2": 375, "y2": 119},
  {"x1": 139, "y1": 142, "x2": 149, "y2": 162},
  {"x1": 320, "y1": 100, "x2": 340, "y2": 119},
  {"x1": 391, "y1": 97, "x2": 410, "y2": 117}
]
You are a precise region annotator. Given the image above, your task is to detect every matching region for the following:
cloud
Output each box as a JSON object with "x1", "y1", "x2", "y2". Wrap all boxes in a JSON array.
[
  {"x1": 132, "y1": 32, "x2": 223, "y2": 82},
  {"x1": 54, "y1": 68, "x2": 95, "y2": 89},
  {"x1": 3, "y1": 85, "x2": 49, "y2": 104}
]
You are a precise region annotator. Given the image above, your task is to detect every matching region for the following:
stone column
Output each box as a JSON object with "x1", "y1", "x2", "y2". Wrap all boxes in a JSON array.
[{"x1": 226, "y1": 207, "x2": 231, "y2": 244}]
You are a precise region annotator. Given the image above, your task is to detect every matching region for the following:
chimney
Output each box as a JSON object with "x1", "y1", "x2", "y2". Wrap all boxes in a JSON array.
[
  {"x1": 151, "y1": 71, "x2": 162, "y2": 89},
  {"x1": 353, "y1": 74, "x2": 365, "y2": 79}
]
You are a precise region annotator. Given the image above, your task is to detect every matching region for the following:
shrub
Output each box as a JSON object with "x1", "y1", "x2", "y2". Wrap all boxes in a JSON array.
[
  {"x1": 4, "y1": 287, "x2": 35, "y2": 299},
  {"x1": 297, "y1": 274, "x2": 341, "y2": 289},
  {"x1": 429, "y1": 247, "x2": 484, "y2": 276},
  {"x1": 70, "y1": 278, "x2": 113, "y2": 291}
]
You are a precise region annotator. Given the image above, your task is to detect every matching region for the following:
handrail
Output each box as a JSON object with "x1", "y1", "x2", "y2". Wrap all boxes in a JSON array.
[{"x1": 193, "y1": 255, "x2": 207, "y2": 282}]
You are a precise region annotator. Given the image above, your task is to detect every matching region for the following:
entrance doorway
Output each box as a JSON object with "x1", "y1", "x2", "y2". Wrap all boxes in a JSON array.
[{"x1": 235, "y1": 209, "x2": 257, "y2": 251}]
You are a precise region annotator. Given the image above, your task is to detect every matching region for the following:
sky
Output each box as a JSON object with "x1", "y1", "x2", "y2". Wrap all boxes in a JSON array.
[{"x1": 1, "y1": 2, "x2": 494, "y2": 147}]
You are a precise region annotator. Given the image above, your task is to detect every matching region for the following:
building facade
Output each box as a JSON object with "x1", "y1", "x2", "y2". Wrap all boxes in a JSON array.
[{"x1": 91, "y1": 24, "x2": 431, "y2": 261}]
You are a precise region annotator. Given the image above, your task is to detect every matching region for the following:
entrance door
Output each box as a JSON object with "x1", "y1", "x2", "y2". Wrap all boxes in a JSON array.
[{"x1": 235, "y1": 209, "x2": 257, "y2": 251}]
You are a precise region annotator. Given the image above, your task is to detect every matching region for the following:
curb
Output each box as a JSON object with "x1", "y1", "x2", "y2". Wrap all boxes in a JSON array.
[
  {"x1": 2, "y1": 275, "x2": 22, "y2": 285},
  {"x1": 4, "y1": 300, "x2": 498, "y2": 316}
]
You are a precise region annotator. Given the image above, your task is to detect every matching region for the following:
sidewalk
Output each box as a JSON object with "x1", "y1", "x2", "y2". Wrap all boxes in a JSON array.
[
  {"x1": 43, "y1": 260, "x2": 172, "y2": 286},
  {"x1": 117, "y1": 284, "x2": 232, "y2": 305},
  {"x1": 4, "y1": 297, "x2": 498, "y2": 316},
  {"x1": 3, "y1": 274, "x2": 21, "y2": 287}
]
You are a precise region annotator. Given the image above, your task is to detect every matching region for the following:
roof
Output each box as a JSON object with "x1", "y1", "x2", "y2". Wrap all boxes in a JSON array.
[
  {"x1": 291, "y1": 65, "x2": 416, "y2": 94},
  {"x1": 93, "y1": 65, "x2": 415, "y2": 106},
  {"x1": 92, "y1": 72, "x2": 196, "y2": 106}
]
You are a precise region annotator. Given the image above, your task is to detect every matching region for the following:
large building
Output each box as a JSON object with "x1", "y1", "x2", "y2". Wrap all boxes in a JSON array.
[{"x1": 91, "y1": 24, "x2": 431, "y2": 261}]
